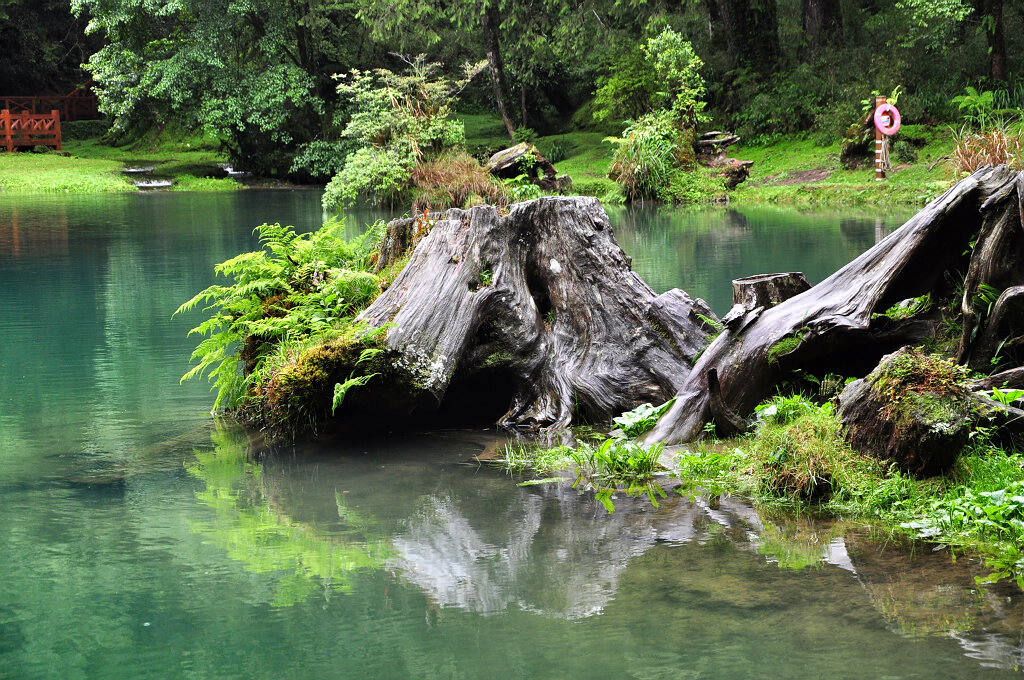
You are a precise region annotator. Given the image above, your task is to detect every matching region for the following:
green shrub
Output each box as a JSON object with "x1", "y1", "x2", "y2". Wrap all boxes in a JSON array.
[
  {"x1": 606, "y1": 110, "x2": 692, "y2": 200},
  {"x1": 892, "y1": 140, "x2": 919, "y2": 164},
  {"x1": 61, "y1": 119, "x2": 111, "y2": 140},
  {"x1": 289, "y1": 140, "x2": 354, "y2": 180},
  {"x1": 322, "y1": 57, "x2": 480, "y2": 209}
]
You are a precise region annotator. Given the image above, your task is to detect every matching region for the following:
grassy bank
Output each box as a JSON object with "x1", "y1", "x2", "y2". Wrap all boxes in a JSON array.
[
  {"x1": 496, "y1": 389, "x2": 1024, "y2": 588},
  {"x1": 0, "y1": 112, "x2": 994, "y2": 203},
  {"x1": 0, "y1": 125, "x2": 242, "y2": 193},
  {"x1": 460, "y1": 113, "x2": 974, "y2": 208}
]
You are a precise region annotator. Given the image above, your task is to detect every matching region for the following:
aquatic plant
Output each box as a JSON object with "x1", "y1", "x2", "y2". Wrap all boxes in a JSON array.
[{"x1": 612, "y1": 399, "x2": 675, "y2": 438}]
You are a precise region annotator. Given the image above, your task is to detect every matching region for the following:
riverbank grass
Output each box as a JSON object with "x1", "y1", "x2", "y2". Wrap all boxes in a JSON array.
[
  {"x1": 0, "y1": 150, "x2": 135, "y2": 192},
  {"x1": 0, "y1": 124, "x2": 241, "y2": 193}
]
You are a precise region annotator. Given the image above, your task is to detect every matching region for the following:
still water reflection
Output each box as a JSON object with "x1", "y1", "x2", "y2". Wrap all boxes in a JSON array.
[{"x1": 1, "y1": 191, "x2": 1020, "y2": 679}]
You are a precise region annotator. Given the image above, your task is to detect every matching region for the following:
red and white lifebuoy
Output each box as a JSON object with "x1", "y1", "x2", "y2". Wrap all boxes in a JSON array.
[{"x1": 873, "y1": 103, "x2": 901, "y2": 136}]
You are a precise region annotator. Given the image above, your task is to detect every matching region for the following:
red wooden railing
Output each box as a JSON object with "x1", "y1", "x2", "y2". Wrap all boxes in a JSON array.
[
  {"x1": 2, "y1": 109, "x2": 62, "y2": 151},
  {"x1": 0, "y1": 80, "x2": 100, "y2": 122}
]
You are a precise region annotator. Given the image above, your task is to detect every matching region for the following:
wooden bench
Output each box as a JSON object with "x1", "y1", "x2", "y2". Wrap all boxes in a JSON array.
[{"x1": 1, "y1": 109, "x2": 62, "y2": 152}]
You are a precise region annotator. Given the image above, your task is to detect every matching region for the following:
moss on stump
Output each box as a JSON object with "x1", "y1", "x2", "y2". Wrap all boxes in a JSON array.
[{"x1": 838, "y1": 347, "x2": 974, "y2": 477}]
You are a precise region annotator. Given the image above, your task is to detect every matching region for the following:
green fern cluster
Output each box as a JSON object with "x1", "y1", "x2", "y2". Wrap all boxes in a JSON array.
[{"x1": 175, "y1": 218, "x2": 386, "y2": 413}]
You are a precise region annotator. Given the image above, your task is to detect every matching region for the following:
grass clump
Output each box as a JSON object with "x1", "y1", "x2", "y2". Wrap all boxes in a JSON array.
[
  {"x1": 409, "y1": 149, "x2": 505, "y2": 210},
  {"x1": 170, "y1": 174, "x2": 242, "y2": 192},
  {"x1": 949, "y1": 122, "x2": 1024, "y2": 173},
  {"x1": 746, "y1": 398, "x2": 880, "y2": 502}
]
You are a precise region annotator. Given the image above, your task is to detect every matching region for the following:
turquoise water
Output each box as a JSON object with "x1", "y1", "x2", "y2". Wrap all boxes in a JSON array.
[{"x1": 1, "y1": 191, "x2": 1021, "y2": 679}]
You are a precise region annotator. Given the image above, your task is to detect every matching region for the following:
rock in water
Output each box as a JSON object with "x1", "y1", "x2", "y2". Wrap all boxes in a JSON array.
[{"x1": 838, "y1": 347, "x2": 974, "y2": 477}]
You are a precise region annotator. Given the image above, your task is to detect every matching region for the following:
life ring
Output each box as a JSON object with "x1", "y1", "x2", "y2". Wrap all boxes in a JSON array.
[{"x1": 873, "y1": 103, "x2": 901, "y2": 136}]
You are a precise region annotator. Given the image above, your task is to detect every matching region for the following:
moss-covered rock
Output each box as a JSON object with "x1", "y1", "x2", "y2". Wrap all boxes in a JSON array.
[{"x1": 838, "y1": 347, "x2": 974, "y2": 477}]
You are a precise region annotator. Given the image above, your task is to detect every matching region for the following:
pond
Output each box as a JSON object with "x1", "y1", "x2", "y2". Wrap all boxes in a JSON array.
[{"x1": 2, "y1": 191, "x2": 1022, "y2": 679}]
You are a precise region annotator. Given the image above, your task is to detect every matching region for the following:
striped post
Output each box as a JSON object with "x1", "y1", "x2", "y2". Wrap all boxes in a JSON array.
[{"x1": 874, "y1": 95, "x2": 886, "y2": 181}]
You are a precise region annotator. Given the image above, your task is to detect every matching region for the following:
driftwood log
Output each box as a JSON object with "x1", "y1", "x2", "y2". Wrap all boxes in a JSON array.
[
  {"x1": 486, "y1": 142, "x2": 572, "y2": 194},
  {"x1": 643, "y1": 165, "x2": 1023, "y2": 444},
  {"x1": 695, "y1": 131, "x2": 753, "y2": 189}
]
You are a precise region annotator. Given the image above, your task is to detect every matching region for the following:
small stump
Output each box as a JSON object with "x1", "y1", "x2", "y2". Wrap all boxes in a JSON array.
[{"x1": 838, "y1": 347, "x2": 974, "y2": 477}]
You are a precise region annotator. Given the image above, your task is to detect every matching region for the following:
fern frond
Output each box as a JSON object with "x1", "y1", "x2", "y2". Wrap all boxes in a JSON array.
[{"x1": 174, "y1": 285, "x2": 231, "y2": 315}]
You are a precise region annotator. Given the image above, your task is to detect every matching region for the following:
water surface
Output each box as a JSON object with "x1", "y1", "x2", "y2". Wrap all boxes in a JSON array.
[{"x1": 1, "y1": 191, "x2": 1021, "y2": 679}]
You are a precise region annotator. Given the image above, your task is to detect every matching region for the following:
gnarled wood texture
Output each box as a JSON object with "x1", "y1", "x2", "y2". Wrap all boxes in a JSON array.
[
  {"x1": 644, "y1": 165, "x2": 1021, "y2": 444},
  {"x1": 355, "y1": 197, "x2": 717, "y2": 430}
]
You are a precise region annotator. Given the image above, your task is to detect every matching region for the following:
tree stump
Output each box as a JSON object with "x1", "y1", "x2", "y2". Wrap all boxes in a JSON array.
[
  {"x1": 350, "y1": 196, "x2": 716, "y2": 430},
  {"x1": 838, "y1": 348, "x2": 974, "y2": 477}
]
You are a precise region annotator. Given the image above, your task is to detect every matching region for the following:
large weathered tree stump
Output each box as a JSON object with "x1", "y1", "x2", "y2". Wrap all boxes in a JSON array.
[
  {"x1": 351, "y1": 197, "x2": 717, "y2": 430},
  {"x1": 326, "y1": 166, "x2": 1024, "y2": 445}
]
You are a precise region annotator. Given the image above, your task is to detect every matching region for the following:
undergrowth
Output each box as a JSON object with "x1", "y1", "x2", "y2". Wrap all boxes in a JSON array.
[{"x1": 176, "y1": 218, "x2": 388, "y2": 437}]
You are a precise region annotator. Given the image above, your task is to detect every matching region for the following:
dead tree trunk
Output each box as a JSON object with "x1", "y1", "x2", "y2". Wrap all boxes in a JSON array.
[
  {"x1": 353, "y1": 197, "x2": 718, "y2": 430},
  {"x1": 644, "y1": 165, "x2": 1022, "y2": 444}
]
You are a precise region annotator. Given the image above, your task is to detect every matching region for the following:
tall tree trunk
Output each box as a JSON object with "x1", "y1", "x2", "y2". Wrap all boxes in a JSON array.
[
  {"x1": 481, "y1": 6, "x2": 516, "y2": 141},
  {"x1": 984, "y1": 0, "x2": 1007, "y2": 81},
  {"x1": 520, "y1": 84, "x2": 527, "y2": 129},
  {"x1": 712, "y1": 0, "x2": 779, "y2": 72},
  {"x1": 802, "y1": 0, "x2": 841, "y2": 52}
]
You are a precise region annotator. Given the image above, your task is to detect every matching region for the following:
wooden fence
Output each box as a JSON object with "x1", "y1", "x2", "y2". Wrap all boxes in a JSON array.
[
  {"x1": 0, "y1": 81, "x2": 100, "y2": 122},
  {"x1": 1, "y1": 109, "x2": 62, "y2": 151}
]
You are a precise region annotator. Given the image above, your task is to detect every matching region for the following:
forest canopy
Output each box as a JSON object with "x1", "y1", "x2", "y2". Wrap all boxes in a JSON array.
[{"x1": 3, "y1": 0, "x2": 1021, "y2": 175}]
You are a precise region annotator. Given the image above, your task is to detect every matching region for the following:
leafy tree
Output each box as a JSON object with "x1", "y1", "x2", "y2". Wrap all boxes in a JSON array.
[
  {"x1": 322, "y1": 56, "x2": 488, "y2": 209},
  {"x1": 594, "y1": 25, "x2": 707, "y2": 125},
  {"x1": 71, "y1": 0, "x2": 372, "y2": 173}
]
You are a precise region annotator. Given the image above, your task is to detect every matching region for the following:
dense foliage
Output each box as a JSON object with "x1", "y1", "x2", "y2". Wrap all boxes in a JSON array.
[
  {"x1": 176, "y1": 219, "x2": 386, "y2": 418},
  {"x1": 70, "y1": 0, "x2": 374, "y2": 174},
  {"x1": 14, "y1": 0, "x2": 1007, "y2": 184}
]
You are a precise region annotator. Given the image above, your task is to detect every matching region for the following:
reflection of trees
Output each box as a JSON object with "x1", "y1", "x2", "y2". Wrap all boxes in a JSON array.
[
  {"x1": 609, "y1": 204, "x2": 913, "y2": 315},
  {"x1": 186, "y1": 424, "x2": 391, "y2": 608}
]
